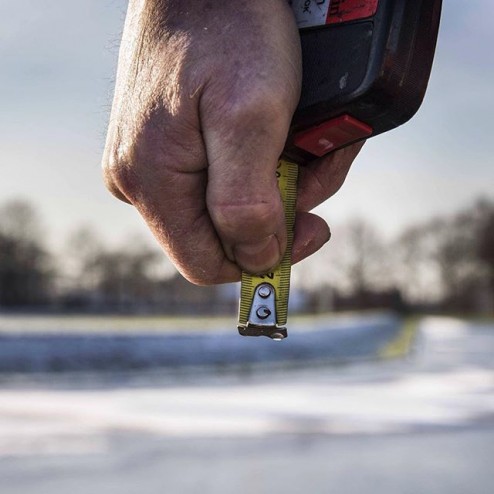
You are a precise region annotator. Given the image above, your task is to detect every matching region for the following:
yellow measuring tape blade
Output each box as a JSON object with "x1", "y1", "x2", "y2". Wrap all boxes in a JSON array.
[{"x1": 237, "y1": 159, "x2": 298, "y2": 339}]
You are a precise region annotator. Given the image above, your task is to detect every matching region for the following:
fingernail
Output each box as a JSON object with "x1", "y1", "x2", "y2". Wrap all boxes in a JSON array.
[{"x1": 233, "y1": 235, "x2": 282, "y2": 274}]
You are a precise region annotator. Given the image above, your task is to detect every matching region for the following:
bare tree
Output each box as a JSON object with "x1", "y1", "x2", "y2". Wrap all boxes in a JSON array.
[
  {"x1": 0, "y1": 199, "x2": 53, "y2": 307},
  {"x1": 395, "y1": 198, "x2": 494, "y2": 312},
  {"x1": 474, "y1": 198, "x2": 494, "y2": 312},
  {"x1": 338, "y1": 218, "x2": 390, "y2": 295},
  {"x1": 0, "y1": 199, "x2": 42, "y2": 242},
  {"x1": 93, "y1": 245, "x2": 161, "y2": 310},
  {"x1": 395, "y1": 221, "x2": 444, "y2": 305}
]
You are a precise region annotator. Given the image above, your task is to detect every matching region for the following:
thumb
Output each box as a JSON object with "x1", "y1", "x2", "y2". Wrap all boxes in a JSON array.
[
  {"x1": 198, "y1": 4, "x2": 301, "y2": 274},
  {"x1": 203, "y1": 99, "x2": 292, "y2": 274}
]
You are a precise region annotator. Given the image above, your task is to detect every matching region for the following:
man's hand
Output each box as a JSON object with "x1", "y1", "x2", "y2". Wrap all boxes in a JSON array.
[{"x1": 102, "y1": 0, "x2": 362, "y2": 285}]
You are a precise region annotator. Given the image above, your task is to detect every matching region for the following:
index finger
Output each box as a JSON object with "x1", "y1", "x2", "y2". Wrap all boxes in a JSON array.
[{"x1": 297, "y1": 142, "x2": 364, "y2": 212}]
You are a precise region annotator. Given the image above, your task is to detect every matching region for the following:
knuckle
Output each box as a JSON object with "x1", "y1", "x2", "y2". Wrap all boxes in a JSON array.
[
  {"x1": 205, "y1": 73, "x2": 290, "y2": 133},
  {"x1": 212, "y1": 200, "x2": 281, "y2": 241},
  {"x1": 228, "y1": 89, "x2": 287, "y2": 128},
  {"x1": 102, "y1": 120, "x2": 171, "y2": 202},
  {"x1": 102, "y1": 140, "x2": 139, "y2": 202},
  {"x1": 176, "y1": 256, "x2": 236, "y2": 286},
  {"x1": 101, "y1": 167, "x2": 129, "y2": 204},
  {"x1": 181, "y1": 270, "x2": 216, "y2": 287}
]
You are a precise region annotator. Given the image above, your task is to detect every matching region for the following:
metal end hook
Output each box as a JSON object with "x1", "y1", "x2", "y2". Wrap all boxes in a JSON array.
[{"x1": 237, "y1": 283, "x2": 287, "y2": 340}]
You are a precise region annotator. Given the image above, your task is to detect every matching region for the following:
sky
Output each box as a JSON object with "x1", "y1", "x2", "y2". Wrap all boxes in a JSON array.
[{"x1": 0, "y1": 0, "x2": 493, "y2": 258}]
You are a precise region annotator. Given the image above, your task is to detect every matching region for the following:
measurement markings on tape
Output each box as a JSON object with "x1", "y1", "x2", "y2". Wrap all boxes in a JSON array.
[{"x1": 237, "y1": 159, "x2": 298, "y2": 340}]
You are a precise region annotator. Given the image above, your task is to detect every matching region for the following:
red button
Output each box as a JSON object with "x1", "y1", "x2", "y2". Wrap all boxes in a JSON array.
[
  {"x1": 294, "y1": 115, "x2": 373, "y2": 157},
  {"x1": 327, "y1": 0, "x2": 379, "y2": 24}
]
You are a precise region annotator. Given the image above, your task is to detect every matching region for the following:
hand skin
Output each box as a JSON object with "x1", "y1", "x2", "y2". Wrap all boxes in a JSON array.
[{"x1": 102, "y1": 0, "x2": 363, "y2": 285}]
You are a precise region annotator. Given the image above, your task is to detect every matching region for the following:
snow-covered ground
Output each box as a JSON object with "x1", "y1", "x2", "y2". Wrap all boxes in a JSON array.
[{"x1": 0, "y1": 316, "x2": 493, "y2": 494}]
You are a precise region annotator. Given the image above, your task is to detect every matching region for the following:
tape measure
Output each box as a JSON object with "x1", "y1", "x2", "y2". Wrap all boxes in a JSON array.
[
  {"x1": 236, "y1": 0, "x2": 442, "y2": 339},
  {"x1": 237, "y1": 159, "x2": 298, "y2": 340}
]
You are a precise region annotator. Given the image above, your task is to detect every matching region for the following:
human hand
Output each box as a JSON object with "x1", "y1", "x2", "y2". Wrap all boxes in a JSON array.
[{"x1": 102, "y1": 0, "x2": 363, "y2": 285}]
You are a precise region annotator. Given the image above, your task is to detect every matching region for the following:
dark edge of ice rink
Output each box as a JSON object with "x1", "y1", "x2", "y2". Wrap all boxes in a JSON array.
[{"x1": 0, "y1": 313, "x2": 405, "y2": 373}]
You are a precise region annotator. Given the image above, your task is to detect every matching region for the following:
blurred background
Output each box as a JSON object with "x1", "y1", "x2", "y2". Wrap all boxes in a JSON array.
[
  {"x1": 0, "y1": 1, "x2": 493, "y2": 493},
  {"x1": 0, "y1": 0, "x2": 493, "y2": 316}
]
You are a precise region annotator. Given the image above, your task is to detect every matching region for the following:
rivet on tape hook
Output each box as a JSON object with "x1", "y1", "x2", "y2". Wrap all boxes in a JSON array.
[{"x1": 238, "y1": 283, "x2": 287, "y2": 340}]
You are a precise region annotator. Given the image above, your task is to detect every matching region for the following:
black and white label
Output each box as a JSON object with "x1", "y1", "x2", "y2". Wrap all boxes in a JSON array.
[{"x1": 289, "y1": 0, "x2": 331, "y2": 28}]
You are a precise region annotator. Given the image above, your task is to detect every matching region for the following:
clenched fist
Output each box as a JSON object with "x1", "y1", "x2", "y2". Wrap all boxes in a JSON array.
[{"x1": 103, "y1": 0, "x2": 362, "y2": 285}]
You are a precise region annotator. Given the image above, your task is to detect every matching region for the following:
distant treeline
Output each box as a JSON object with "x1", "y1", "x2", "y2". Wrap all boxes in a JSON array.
[{"x1": 0, "y1": 197, "x2": 493, "y2": 315}]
